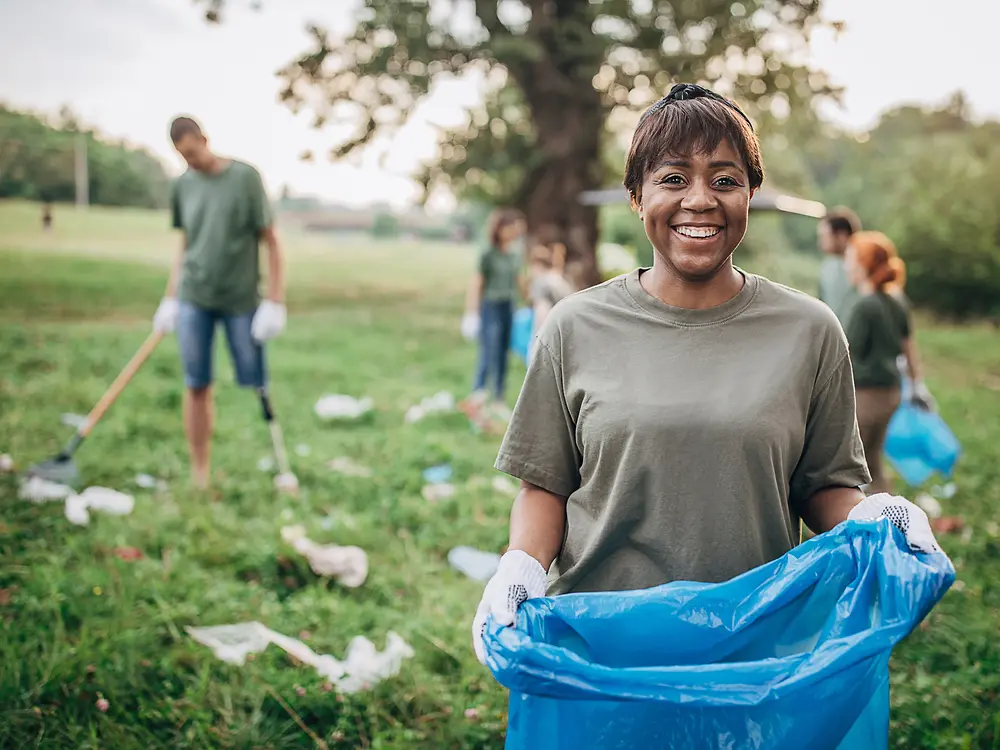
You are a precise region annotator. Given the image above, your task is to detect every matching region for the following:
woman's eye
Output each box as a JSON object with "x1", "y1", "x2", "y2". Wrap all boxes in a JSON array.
[
  {"x1": 714, "y1": 176, "x2": 740, "y2": 187},
  {"x1": 657, "y1": 174, "x2": 684, "y2": 185}
]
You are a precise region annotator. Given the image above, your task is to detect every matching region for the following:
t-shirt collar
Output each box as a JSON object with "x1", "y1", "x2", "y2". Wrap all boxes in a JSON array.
[{"x1": 623, "y1": 266, "x2": 759, "y2": 327}]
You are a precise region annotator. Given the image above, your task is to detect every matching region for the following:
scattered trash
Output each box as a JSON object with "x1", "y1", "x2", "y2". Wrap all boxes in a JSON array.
[
  {"x1": 134, "y1": 473, "x2": 167, "y2": 491},
  {"x1": 280, "y1": 525, "x2": 368, "y2": 587},
  {"x1": 314, "y1": 395, "x2": 374, "y2": 422},
  {"x1": 915, "y1": 492, "x2": 943, "y2": 519},
  {"x1": 113, "y1": 546, "x2": 144, "y2": 562},
  {"x1": 274, "y1": 473, "x2": 300, "y2": 496},
  {"x1": 186, "y1": 621, "x2": 414, "y2": 692},
  {"x1": 95, "y1": 695, "x2": 110, "y2": 713},
  {"x1": 448, "y1": 546, "x2": 501, "y2": 582},
  {"x1": 422, "y1": 465, "x2": 453, "y2": 484},
  {"x1": 257, "y1": 456, "x2": 275, "y2": 472},
  {"x1": 19, "y1": 476, "x2": 74, "y2": 503},
  {"x1": 931, "y1": 482, "x2": 958, "y2": 500},
  {"x1": 491, "y1": 475, "x2": 518, "y2": 495},
  {"x1": 327, "y1": 457, "x2": 373, "y2": 478},
  {"x1": 422, "y1": 483, "x2": 456, "y2": 503},
  {"x1": 405, "y1": 391, "x2": 455, "y2": 424},
  {"x1": 64, "y1": 487, "x2": 135, "y2": 526},
  {"x1": 295, "y1": 444, "x2": 311, "y2": 457},
  {"x1": 61, "y1": 413, "x2": 87, "y2": 429},
  {"x1": 0, "y1": 454, "x2": 14, "y2": 473},
  {"x1": 931, "y1": 516, "x2": 965, "y2": 534}
]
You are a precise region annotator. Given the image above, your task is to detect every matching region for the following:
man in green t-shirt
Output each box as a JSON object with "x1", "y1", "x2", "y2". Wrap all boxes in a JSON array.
[
  {"x1": 151, "y1": 116, "x2": 286, "y2": 489},
  {"x1": 816, "y1": 207, "x2": 862, "y2": 324}
]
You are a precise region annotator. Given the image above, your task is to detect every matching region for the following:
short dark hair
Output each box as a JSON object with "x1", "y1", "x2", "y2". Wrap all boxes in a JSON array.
[
  {"x1": 822, "y1": 207, "x2": 861, "y2": 236},
  {"x1": 624, "y1": 86, "x2": 764, "y2": 207},
  {"x1": 169, "y1": 116, "x2": 203, "y2": 144},
  {"x1": 487, "y1": 207, "x2": 524, "y2": 248}
]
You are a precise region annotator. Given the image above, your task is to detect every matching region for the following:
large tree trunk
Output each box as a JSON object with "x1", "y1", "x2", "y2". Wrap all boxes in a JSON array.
[{"x1": 510, "y1": 6, "x2": 607, "y2": 290}]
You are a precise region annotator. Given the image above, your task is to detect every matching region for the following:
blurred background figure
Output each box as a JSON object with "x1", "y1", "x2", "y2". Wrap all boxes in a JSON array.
[
  {"x1": 817, "y1": 207, "x2": 862, "y2": 325},
  {"x1": 41, "y1": 201, "x2": 53, "y2": 232},
  {"x1": 525, "y1": 242, "x2": 573, "y2": 361},
  {"x1": 460, "y1": 207, "x2": 526, "y2": 412},
  {"x1": 844, "y1": 231, "x2": 931, "y2": 494}
]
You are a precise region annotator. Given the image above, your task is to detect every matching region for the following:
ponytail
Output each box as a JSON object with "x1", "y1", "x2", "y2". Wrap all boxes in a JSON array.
[{"x1": 851, "y1": 231, "x2": 906, "y2": 292}]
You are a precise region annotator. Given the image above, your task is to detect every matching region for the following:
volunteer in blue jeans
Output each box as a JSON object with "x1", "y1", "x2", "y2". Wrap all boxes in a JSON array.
[
  {"x1": 471, "y1": 84, "x2": 944, "y2": 663},
  {"x1": 461, "y1": 208, "x2": 526, "y2": 407},
  {"x1": 151, "y1": 116, "x2": 286, "y2": 489}
]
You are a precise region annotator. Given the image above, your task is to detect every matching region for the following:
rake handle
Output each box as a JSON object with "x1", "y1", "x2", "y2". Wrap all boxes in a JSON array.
[{"x1": 79, "y1": 330, "x2": 164, "y2": 437}]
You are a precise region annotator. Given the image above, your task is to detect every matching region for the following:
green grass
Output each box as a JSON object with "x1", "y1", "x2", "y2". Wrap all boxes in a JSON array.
[{"x1": 1, "y1": 199, "x2": 999, "y2": 748}]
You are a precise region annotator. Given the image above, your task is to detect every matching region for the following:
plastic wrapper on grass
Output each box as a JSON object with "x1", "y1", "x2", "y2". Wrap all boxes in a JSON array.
[
  {"x1": 280, "y1": 525, "x2": 368, "y2": 587},
  {"x1": 314, "y1": 394, "x2": 374, "y2": 423}
]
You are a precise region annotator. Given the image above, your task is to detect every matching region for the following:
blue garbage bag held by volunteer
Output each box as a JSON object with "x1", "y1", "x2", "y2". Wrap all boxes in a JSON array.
[
  {"x1": 510, "y1": 307, "x2": 533, "y2": 364},
  {"x1": 884, "y1": 402, "x2": 961, "y2": 487},
  {"x1": 484, "y1": 520, "x2": 954, "y2": 750}
]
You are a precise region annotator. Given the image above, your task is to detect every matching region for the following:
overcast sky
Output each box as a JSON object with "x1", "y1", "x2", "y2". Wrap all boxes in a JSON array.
[{"x1": 1, "y1": 0, "x2": 997, "y2": 209}]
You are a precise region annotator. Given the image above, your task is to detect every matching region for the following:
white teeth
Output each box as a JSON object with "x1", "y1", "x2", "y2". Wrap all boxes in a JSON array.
[{"x1": 674, "y1": 226, "x2": 721, "y2": 238}]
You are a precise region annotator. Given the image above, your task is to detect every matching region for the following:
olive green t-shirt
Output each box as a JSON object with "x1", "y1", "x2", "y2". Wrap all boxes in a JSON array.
[
  {"x1": 171, "y1": 160, "x2": 272, "y2": 314},
  {"x1": 495, "y1": 268, "x2": 870, "y2": 595},
  {"x1": 479, "y1": 245, "x2": 521, "y2": 303},
  {"x1": 818, "y1": 255, "x2": 858, "y2": 324},
  {"x1": 845, "y1": 291, "x2": 911, "y2": 389}
]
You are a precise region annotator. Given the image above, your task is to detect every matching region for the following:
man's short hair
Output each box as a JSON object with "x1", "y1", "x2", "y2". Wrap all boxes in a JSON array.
[
  {"x1": 822, "y1": 207, "x2": 861, "y2": 236},
  {"x1": 169, "y1": 116, "x2": 203, "y2": 144}
]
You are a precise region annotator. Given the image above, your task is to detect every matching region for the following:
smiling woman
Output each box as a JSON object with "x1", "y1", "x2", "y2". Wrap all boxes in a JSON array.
[{"x1": 471, "y1": 83, "x2": 944, "y2": 666}]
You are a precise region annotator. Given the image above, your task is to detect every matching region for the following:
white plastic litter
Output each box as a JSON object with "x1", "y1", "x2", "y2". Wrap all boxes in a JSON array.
[
  {"x1": 257, "y1": 456, "x2": 275, "y2": 472},
  {"x1": 19, "y1": 476, "x2": 74, "y2": 503},
  {"x1": 274, "y1": 472, "x2": 300, "y2": 494},
  {"x1": 61, "y1": 413, "x2": 88, "y2": 429},
  {"x1": 327, "y1": 457, "x2": 373, "y2": 478},
  {"x1": 0, "y1": 454, "x2": 14, "y2": 473},
  {"x1": 448, "y1": 546, "x2": 501, "y2": 582},
  {"x1": 314, "y1": 395, "x2": 374, "y2": 422},
  {"x1": 422, "y1": 483, "x2": 456, "y2": 503},
  {"x1": 135, "y1": 473, "x2": 167, "y2": 491},
  {"x1": 915, "y1": 492, "x2": 943, "y2": 520},
  {"x1": 185, "y1": 621, "x2": 414, "y2": 692},
  {"x1": 405, "y1": 391, "x2": 455, "y2": 424},
  {"x1": 491, "y1": 475, "x2": 518, "y2": 495},
  {"x1": 280, "y1": 525, "x2": 368, "y2": 587},
  {"x1": 64, "y1": 487, "x2": 135, "y2": 526}
]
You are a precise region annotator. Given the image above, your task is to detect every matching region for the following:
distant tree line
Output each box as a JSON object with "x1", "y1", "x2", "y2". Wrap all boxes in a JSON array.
[{"x1": 0, "y1": 105, "x2": 170, "y2": 209}]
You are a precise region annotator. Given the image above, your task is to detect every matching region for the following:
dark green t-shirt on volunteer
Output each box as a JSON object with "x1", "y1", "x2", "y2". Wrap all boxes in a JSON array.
[
  {"x1": 479, "y1": 244, "x2": 521, "y2": 303},
  {"x1": 171, "y1": 159, "x2": 272, "y2": 314},
  {"x1": 845, "y1": 291, "x2": 911, "y2": 389}
]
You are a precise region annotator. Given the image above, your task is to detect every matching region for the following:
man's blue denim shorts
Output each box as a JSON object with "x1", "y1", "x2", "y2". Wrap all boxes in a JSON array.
[{"x1": 176, "y1": 301, "x2": 266, "y2": 389}]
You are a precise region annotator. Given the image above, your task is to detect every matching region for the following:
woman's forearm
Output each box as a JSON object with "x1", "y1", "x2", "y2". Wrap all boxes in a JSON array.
[
  {"x1": 508, "y1": 481, "x2": 567, "y2": 570},
  {"x1": 902, "y1": 337, "x2": 921, "y2": 383},
  {"x1": 802, "y1": 486, "x2": 865, "y2": 534}
]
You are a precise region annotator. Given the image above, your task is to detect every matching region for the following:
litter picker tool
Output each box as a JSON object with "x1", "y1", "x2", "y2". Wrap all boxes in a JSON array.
[
  {"x1": 258, "y1": 388, "x2": 299, "y2": 495},
  {"x1": 26, "y1": 331, "x2": 164, "y2": 486}
]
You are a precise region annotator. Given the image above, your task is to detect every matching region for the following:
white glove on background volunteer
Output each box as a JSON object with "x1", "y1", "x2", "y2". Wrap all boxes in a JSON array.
[
  {"x1": 251, "y1": 300, "x2": 287, "y2": 342},
  {"x1": 848, "y1": 492, "x2": 941, "y2": 554},
  {"x1": 461, "y1": 312, "x2": 480, "y2": 342},
  {"x1": 152, "y1": 297, "x2": 179, "y2": 334},
  {"x1": 911, "y1": 380, "x2": 936, "y2": 411},
  {"x1": 472, "y1": 550, "x2": 547, "y2": 665}
]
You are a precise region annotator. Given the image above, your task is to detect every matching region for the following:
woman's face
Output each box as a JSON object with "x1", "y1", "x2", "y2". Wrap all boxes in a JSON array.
[
  {"x1": 638, "y1": 139, "x2": 753, "y2": 282},
  {"x1": 844, "y1": 243, "x2": 865, "y2": 286},
  {"x1": 498, "y1": 219, "x2": 526, "y2": 249}
]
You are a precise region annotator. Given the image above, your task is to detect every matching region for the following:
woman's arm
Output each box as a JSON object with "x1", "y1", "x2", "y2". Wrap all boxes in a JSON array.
[
  {"x1": 902, "y1": 337, "x2": 921, "y2": 383},
  {"x1": 466, "y1": 273, "x2": 484, "y2": 314},
  {"x1": 508, "y1": 481, "x2": 567, "y2": 569},
  {"x1": 801, "y1": 486, "x2": 864, "y2": 534}
]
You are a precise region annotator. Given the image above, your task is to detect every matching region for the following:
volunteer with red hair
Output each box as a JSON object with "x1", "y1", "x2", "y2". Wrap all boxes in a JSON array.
[{"x1": 844, "y1": 231, "x2": 929, "y2": 493}]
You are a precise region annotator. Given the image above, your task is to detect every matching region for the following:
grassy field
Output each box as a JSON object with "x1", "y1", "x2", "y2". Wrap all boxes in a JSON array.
[{"x1": 1, "y1": 199, "x2": 999, "y2": 749}]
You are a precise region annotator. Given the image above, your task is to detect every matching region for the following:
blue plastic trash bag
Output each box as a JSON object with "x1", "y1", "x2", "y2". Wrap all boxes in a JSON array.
[
  {"x1": 885, "y1": 402, "x2": 961, "y2": 487},
  {"x1": 510, "y1": 307, "x2": 533, "y2": 363},
  {"x1": 484, "y1": 519, "x2": 954, "y2": 750}
]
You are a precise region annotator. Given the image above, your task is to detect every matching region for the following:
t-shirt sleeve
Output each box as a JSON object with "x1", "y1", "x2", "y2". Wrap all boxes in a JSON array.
[
  {"x1": 477, "y1": 247, "x2": 490, "y2": 278},
  {"x1": 170, "y1": 180, "x2": 183, "y2": 230},
  {"x1": 495, "y1": 339, "x2": 581, "y2": 498},
  {"x1": 248, "y1": 168, "x2": 273, "y2": 232},
  {"x1": 789, "y1": 350, "x2": 871, "y2": 507}
]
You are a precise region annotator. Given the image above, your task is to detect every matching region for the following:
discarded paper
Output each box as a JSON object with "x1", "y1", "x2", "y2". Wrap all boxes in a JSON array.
[
  {"x1": 186, "y1": 622, "x2": 414, "y2": 693},
  {"x1": 280, "y1": 525, "x2": 368, "y2": 587},
  {"x1": 405, "y1": 391, "x2": 455, "y2": 424},
  {"x1": 314, "y1": 395, "x2": 374, "y2": 422},
  {"x1": 20, "y1": 476, "x2": 74, "y2": 503},
  {"x1": 65, "y1": 487, "x2": 135, "y2": 526},
  {"x1": 0, "y1": 454, "x2": 14, "y2": 474}
]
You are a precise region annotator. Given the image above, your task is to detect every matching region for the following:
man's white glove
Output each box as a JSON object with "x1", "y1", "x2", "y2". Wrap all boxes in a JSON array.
[
  {"x1": 152, "y1": 297, "x2": 179, "y2": 334},
  {"x1": 461, "y1": 312, "x2": 480, "y2": 342},
  {"x1": 472, "y1": 550, "x2": 547, "y2": 665},
  {"x1": 848, "y1": 492, "x2": 941, "y2": 554},
  {"x1": 251, "y1": 300, "x2": 287, "y2": 343},
  {"x1": 911, "y1": 380, "x2": 936, "y2": 411}
]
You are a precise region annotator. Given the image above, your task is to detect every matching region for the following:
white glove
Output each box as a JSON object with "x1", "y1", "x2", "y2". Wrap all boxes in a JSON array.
[
  {"x1": 461, "y1": 312, "x2": 480, "y2": 342},
  {"x1": 472, "y1": 550, "x2": 547, "y2": 665},
  {"x1": 848, "y1": 492, "x2": 941, "y2": 554},
  {"x1": 152, "y1": 297, "x2": 179, "y2": 334},
  {"x1": 911, "y1": 380, "x2": 936, "y2": 411},
  {"x1": 251, "y1": 300, "x2": 287, "y2": 342}
]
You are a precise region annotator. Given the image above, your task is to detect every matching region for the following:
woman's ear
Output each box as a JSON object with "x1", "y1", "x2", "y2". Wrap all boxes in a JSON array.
[{"x1": 749, "y1": 187, "x2": 757, "y2": 201}]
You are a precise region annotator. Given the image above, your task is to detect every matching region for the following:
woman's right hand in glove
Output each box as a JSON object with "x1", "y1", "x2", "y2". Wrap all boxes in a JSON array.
[{"x1": 472, "y1": 549, "x2": 547, "y2": 665}]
